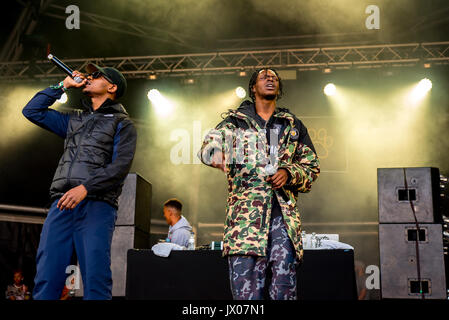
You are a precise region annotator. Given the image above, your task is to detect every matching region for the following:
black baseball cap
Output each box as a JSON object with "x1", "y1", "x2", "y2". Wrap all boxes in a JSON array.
[{"x1": 86, "y1": 63, "x2": 127, "y2": 98}]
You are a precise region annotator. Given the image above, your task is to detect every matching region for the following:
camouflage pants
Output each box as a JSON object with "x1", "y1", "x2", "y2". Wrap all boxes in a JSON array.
[{"x1": 227, "y1": 215, "x2": 299, "y2": 300}]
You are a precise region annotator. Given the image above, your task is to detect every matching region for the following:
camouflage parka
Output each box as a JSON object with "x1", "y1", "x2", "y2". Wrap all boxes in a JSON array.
[{"x1": 199, "y1": 101, "x2": 320, "y2": 261}]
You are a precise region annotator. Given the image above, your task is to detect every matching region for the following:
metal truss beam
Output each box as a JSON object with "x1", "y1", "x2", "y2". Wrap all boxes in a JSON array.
[
  {"x1": 0, "y1": 0, "x2": 54, "y2": 62},
  {"x1": 1, "y1": 41, "x2": 449, "y2": 81},
  {"x1": 44, "y1": 4, "x2": 201, "y2": 51}
]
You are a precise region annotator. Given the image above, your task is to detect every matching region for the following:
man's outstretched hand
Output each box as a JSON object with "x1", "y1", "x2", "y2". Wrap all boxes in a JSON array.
[{"x1": 57, "y1": 185, "x2": 88, "y2": 211}]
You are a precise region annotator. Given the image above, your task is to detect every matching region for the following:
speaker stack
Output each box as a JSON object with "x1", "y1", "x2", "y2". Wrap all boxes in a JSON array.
[{"x1": 377, "y1": 167, "x2": 447, "y2": 299}]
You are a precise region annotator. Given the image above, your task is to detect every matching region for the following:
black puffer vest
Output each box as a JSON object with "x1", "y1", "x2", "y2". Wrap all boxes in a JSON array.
[{"x1": 49, "y1": 99, "x2": 130, "y2": 208}]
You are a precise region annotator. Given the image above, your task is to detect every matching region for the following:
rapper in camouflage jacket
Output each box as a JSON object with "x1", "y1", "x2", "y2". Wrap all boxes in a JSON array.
[{"x1": 199, "y1": 100, "x2": 320, "y2": 261}]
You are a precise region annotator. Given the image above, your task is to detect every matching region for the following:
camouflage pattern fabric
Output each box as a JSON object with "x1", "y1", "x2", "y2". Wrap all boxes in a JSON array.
[
  {"x1": 199, "y1": 107, "x2": 320, "y2": 261},
  {"x1": 228, "y1": 215, "x2": 298, "y2": 300}
]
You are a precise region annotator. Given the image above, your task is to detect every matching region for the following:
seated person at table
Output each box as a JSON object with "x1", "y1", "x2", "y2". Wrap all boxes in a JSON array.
[{"x1": 163, "y1": 198, "x2": 192, "y2": 247}]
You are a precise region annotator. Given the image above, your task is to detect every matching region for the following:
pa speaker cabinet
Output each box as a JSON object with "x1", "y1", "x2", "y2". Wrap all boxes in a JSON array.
[
  {"x1": 111, "y1": 226, "x2": 150, "y2": 297},
  {"x1": 378, "y1": 167, "x2": 441, "y2": 223},
  {"x1": 379, "y1": 223, "x2": 446, "y2": 299},
  {"x1": 116, "y1": 173, "x2": 152, "y2": 232}
]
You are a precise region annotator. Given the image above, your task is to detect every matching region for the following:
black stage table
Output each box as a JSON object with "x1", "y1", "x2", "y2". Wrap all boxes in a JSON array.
[{"x1": 126, "y1": 249, "x2": 357, "y2": 300}]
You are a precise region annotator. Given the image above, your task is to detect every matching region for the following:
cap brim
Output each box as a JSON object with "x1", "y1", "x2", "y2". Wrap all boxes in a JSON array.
[{"x1": 86, "y1": 63, "x2": 106, "y2": 74}]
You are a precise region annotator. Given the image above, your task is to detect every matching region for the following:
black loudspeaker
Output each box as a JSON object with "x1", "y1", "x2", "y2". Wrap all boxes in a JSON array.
[
  {"x1": 111, "y1": 226, "x2": 150, "y2": 297},
  {"x1": 113, "y1": 173, "x2": 152, "y2": 297},
  {"x1": 377, "y1": 167, "x2": 441, "y2": 223},
  {"x1": 117, "y1": 173, "x2": 152, "y2": 232},
  {"x1": 379, "y1": 223, "x2": 446, "y2": 299},
  {"x1": 377, "y1": 167, "x2": 447, "y2": 299}
]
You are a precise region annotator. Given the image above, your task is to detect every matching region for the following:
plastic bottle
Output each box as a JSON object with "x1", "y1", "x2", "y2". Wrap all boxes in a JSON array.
[
  {"x1": 301, "y1": 230, "x2": 307, "y2": 248},
  {"x1": 188, "y1": 232, "x2": 195, "y2": 250},
  {"x1": 311, "y1": 232, "x2": 317, "y2": 249}
]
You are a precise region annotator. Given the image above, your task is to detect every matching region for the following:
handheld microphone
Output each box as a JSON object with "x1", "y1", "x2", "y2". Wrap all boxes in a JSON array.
[
  {"x1": 279, "y1": 187, "x2": 292, "y2": 206},
  {"x1": 265, "y1": 164, "x2": 292, "y2": 205},
  {"x1": 47, "y1": 54, "x2": 83, "y2": 83}
]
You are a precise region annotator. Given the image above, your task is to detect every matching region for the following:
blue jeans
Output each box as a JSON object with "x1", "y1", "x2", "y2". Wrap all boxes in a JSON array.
[{"x1": 33, "y1": 199, "x2": 117, "y2": 300}]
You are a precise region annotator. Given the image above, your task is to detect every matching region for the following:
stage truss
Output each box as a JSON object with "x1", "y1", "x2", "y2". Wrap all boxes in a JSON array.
[{"x1": 1, "y1": 41, "x2": 449, "y2": 81}]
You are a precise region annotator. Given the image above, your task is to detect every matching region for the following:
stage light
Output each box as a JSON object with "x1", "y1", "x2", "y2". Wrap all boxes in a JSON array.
[
  {"x1": 423, "y1": 63, "x2": 431, "y2": 69},
  {"x1": 410, "y1": 78, "x2": 432, "y2": 101},
  {"x1": 57, "y1": 92, "x2": 68, "y2": 103},
  {"x1": 418, "y1": 78, "x2": 432, "y2": 92},
  {"x1": 182, "y1": 78, "x2": 195, "y2": 85},
  {"x1": 147, "y1": 89, "x2": 174, "y2": 117},
  {"x1": 147, "y1": 89, "x2": 159, "y2": 101},
  {"x1": 149, "y1": 73, "x2": 157, "y2": 80},
  {"x1": 324, "y1": 83, "x2": 336, "y2": 96},
  {"x1": 235, "y1": 86, "x2": 246, "y2": 98},
  {"x1": 323, "y1": 68, "x2": 332, "y2": 74},
  {"x1": 239, "y1": 70, "x2": 247, "y2": 77}
]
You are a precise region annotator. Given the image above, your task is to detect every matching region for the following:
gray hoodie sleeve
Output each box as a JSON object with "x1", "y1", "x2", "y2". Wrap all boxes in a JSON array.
[{"x1": 170, "y1": 229, "x2": 191, "y2": 248}]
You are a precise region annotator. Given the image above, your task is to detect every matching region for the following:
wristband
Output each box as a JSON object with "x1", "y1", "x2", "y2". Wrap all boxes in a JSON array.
[{"x1": 50, "y1": 81, "x2": 68, "y2": 92}]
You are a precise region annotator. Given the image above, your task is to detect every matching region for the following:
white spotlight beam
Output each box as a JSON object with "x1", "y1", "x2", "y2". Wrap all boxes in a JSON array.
[
  {"x1": 235, "y1": 86, "x2": 246, "y2": 98},
  {"x1": 324, "y1": 83, "x2": 336, "y2": 96},
  {"x1": 411, "y1": 78, "x2": 432, "y2": 100},
  {"x1": 147, "y1": 89, "x2": 174, "y2": 117}
]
